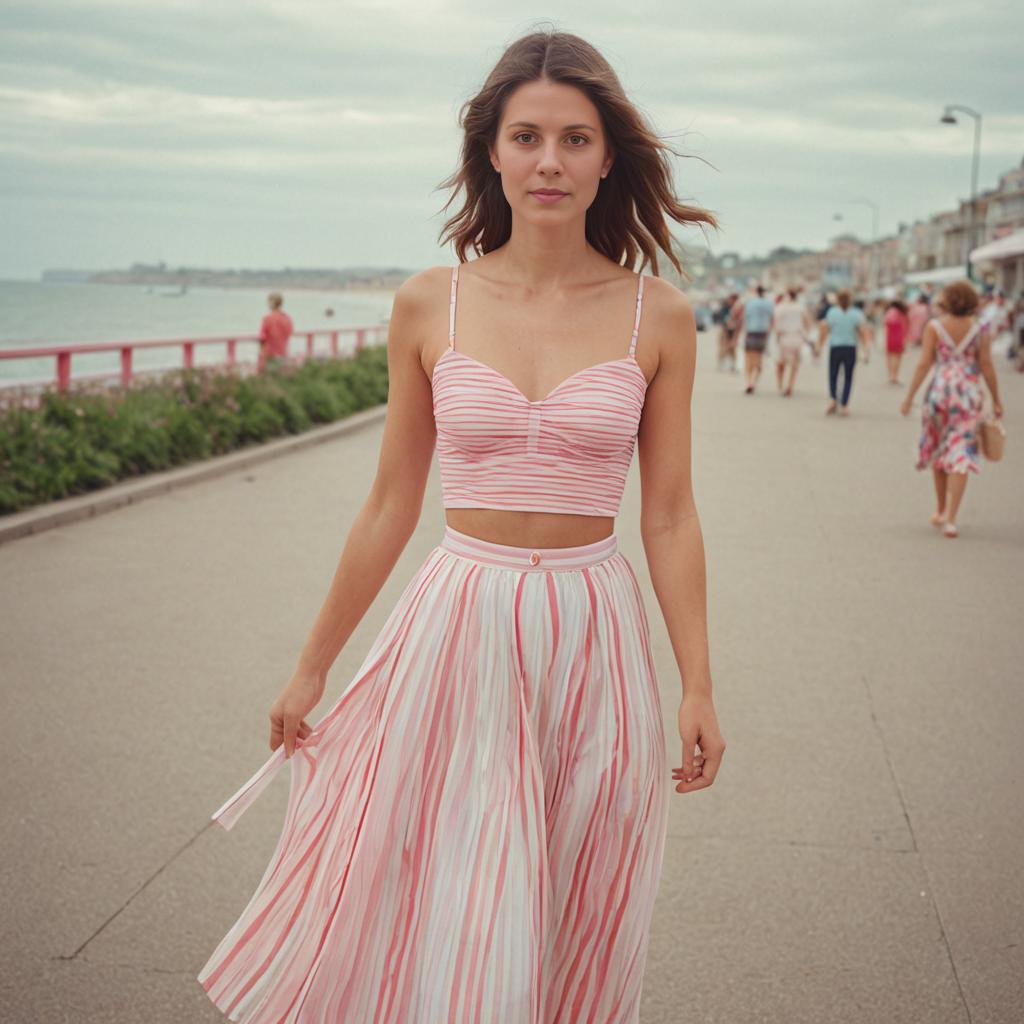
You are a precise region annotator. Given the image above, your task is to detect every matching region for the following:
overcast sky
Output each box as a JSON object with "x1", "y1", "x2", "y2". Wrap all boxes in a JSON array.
[{"x1": 2, "y1": 0, "x2": 1021, "y2": 281}]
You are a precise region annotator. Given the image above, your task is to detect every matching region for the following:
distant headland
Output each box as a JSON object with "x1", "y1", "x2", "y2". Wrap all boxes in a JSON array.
[{"x1": 40, "y1": 262, "x2": 412, "y2": 291}]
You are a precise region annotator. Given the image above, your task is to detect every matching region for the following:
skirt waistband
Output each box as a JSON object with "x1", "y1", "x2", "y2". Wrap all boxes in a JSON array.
[{"x1": 439, "y1": 524, "x2": 618, "y2": 571}]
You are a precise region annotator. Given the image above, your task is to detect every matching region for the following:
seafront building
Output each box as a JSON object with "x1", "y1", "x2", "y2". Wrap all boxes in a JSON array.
[{"x1": 686, "y1": 156, "x2": 1024, "y2": 301}]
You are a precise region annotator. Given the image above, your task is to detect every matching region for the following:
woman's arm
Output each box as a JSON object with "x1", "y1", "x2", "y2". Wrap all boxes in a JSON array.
[
  {"x1": 636, "y1": 280, "x2": 725, "y2": 794},
  {"x1": 900, "y1": 321, "x2": 938, "y2": 415},
  {"x1": 270, "y1": 269, "x2": 440, "y2": 756},
  {"x1": 976, "y1": 331, "x2": 1004, "y2": 417}
]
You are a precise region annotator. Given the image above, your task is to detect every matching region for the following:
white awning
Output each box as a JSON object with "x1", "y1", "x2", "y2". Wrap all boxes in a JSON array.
[
  {"x1": 903, "y1": 265, "x2": 968, "y2": 286},
  {"x1": 970, "y1": 228, "x2": 1024, "y2": 263}
]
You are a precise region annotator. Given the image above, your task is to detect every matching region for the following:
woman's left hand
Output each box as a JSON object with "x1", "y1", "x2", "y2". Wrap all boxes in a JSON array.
[
  {"x1": 674, "y1": 693, "x2": 726, "y2": 794},
  {"x1": 900, "y1": 396, "x2": 913, "y2": 416}
]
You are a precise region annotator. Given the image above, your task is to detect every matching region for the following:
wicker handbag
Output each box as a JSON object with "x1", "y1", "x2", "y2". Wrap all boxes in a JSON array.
[{"x1": 979, "y1": 414, "x2": 1006, "y2": 462}]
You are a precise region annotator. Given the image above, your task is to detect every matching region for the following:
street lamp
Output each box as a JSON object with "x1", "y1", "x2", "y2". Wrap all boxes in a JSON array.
[{"x1": 940, "y1": 103, "x2": 983, "y2": 282}]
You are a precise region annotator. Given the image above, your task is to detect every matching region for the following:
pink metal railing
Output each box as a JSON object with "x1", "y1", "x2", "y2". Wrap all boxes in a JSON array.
[{"x1": 0, "y1": 325, "x2": 388, "y2": 393}]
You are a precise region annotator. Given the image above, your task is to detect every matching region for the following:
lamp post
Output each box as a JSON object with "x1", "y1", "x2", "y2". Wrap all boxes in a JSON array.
[{"x1": 940, "y1": 104, "x2": 982, "y2": 282}]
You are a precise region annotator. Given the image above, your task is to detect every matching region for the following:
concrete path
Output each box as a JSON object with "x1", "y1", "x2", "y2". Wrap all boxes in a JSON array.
[{"x1": 2, "y1": 332, "x2": 1021, "y2": 1023}]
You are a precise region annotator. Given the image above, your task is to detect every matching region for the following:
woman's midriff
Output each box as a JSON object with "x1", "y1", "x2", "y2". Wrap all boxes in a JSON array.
[{"x1": 444, "y1": 508, "x2": 615, "y2": 549}]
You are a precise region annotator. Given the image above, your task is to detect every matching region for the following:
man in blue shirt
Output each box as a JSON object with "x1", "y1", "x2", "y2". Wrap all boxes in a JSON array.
[
  {"x1": 815, "y1": 288, "x2": 870, "y2": 415},
  {"x1": 742, "y1": 285, "x2": 775, "y2": 394}
]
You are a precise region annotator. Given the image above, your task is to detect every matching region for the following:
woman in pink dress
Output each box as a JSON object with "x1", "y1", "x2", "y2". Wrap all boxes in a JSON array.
[
  {"x1": 883, "y1": 299, "x2": 909, "y2": 385},
  {"x1": 900, "y1": 280, "x2": 1003, "y2": 538}
]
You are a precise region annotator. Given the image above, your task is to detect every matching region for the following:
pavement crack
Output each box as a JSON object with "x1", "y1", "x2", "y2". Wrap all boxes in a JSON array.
[{"x1": 60, "y1": 822, "x2": 214, "y2": 960}]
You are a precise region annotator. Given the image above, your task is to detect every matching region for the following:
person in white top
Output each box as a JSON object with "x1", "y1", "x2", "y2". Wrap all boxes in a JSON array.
[{"x1": 772, "y1": 287, "x2": 813, "y2": 396}]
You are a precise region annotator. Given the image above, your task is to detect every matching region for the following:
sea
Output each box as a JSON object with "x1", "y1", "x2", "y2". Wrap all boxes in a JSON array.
[{"x1": 0, "y1": 280, "x2": 397, "y2": 386}]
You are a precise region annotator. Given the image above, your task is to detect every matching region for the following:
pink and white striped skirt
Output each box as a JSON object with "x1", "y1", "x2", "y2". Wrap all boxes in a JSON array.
[{"x1": 198, "y1": 525, "x2": 669, "y2": 1023}]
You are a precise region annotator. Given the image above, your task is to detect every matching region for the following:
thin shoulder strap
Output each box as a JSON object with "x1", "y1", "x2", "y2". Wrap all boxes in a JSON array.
[
  {"x1": 932, "y1": 318, "x2": 954, "y2": 347},
  {"x1": 953, "y1": 320, "x2": 981, "y2": 356},
  {"x1": 628, "y1": 273, "x2": 645, "y2": 358},
  {"x1": 448, "y1": 264, "x2": 459, "y2": 351}
]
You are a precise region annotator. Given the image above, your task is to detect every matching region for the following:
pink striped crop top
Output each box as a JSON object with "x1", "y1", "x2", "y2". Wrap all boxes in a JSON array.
[{"x1": 431, "y1": 263, "x2": 649, "y2": 517}]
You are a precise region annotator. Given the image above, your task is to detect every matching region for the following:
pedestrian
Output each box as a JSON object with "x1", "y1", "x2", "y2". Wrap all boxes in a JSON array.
[
  {"x1": 854, "y1": 298, "x2": 874, "y2": 364},
  {"x1": 772, "y1": 286, "x2": 812, "y2": 396},
  {"x1": 197, "y1": 29, "x2": 726, "y2": 1024},
  {"x1": 900, "y1": 278, "x2": 1004, "y2": 538},
  {"x1": 883, "y1": 299, "x2": 910, "y2": 385},
  {"x1": 717, "y1": 291, "x2": 740, "y2": 372},
  {"x1": 741, "y1": 283, "x2": 774, "y2": 394},
  {"x1": 1011, "y1": 293, "x2": 1024, "y2": 371},
  {"x1": 815, "y1": 288, "x2": 870, "y2": 415},
  {"x1": 258, "y1": 292, "x2": 293, "y2": 372},
  {"x1": 978, "y1": 288, "x2": 1011, "y2": 357},
  {"x1": 727, "y1": 290, "x2": 746, "y2": 372},
  {"x1": 905, "y1": 293, "x2": 931, "y2": 348}
]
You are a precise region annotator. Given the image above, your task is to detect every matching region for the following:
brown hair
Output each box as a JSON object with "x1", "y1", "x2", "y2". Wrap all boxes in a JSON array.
[
  {"x1": 836, "y1": 288, "x2": 852, "y2": 310},
  {"x1": 938, "y1": 279, "x2": 980, "y2": 317},
  {"x1": 435, "y1": 28, "x2": 719, "y2": 279},
  {"x1": 267, "y1": 292, "x2": 283, "y2": 309}
]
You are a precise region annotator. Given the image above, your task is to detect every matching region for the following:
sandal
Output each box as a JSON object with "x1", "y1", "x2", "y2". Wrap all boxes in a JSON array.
[
  {"x1": 929, "y1": 512, "x2": 946, "y2": 528},
  {"x1": 943, "y1": 522, "x2": 959, "y2": 539}
]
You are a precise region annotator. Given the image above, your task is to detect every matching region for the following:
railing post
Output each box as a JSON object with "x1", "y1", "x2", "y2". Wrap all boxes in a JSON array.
[
  {"x1": 120, "y1": 346, "x2": 133, "y2": 388},
  {"x1": 306, "y1": 332, "x2": 314, "y2": 360},
  {"x1": 355, "y1": 329, "x2": 365, "y2": 353},
  {"x1": 226, "y1": 338, "x2": 237, "y2": 367},
  {"x1": 330, "y1": 331, "x2": 339, "y2": 357},
  {"x1": 183, "y1": 341, "x2": 194, "y2": 370},
  {"x1": 57, "y1": 351, "x2": 71, "y2": 392}
]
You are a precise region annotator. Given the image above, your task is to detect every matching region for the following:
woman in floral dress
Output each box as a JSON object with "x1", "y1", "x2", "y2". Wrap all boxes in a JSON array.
[{"x1": 900, "y1": 279, "x2": 1003, "y2": 538}]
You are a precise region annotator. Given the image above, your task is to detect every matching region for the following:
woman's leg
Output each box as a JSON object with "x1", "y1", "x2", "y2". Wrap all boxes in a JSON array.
[
  {"x1": 839, "y1": 347, "x2": 856, "y2": 407},
  {"x1": 931, "y1": 467, "x2": 947, "y2": 523},
  {"x1": 786, "y1": 354, "x2": 800, "y2": 393},
  {"x1": 828, "y1": 347, "x2": 840, "y2": 400},
  {"x1": 945, "y1": 471, "x2": 969, "y2": 525}
]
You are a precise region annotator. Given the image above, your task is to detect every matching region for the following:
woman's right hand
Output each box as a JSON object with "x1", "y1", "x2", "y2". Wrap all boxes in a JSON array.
[{"x1": 268, "y1": 671, "x2": 323, "y2": 758}]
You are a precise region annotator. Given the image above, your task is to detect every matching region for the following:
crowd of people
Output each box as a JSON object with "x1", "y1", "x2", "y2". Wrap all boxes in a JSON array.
[{"x1": 710, "y1": 278, "x2": 1012, "y2": 537}]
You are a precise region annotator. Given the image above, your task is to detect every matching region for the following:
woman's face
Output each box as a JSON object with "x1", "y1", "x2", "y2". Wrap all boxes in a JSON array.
[{"x1": 488, "y1": 78, "x2": 613, "y2": 223}]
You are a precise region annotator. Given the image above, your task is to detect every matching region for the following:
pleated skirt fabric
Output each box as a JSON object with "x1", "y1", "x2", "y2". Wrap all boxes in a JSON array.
[{"x1": 198, "y1": 525, "x2": 669, "y2": 1024}]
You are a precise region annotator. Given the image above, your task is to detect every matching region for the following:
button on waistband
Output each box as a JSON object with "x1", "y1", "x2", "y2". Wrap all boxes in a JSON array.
[{"x1": 529, "y1": 551, "x2": 541, "y2": 565}]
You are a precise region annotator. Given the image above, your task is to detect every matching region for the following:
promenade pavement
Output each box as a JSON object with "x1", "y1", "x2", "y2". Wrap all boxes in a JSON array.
[{"x1": 1, "y1": 329, "x2": 1022, "y2": 1023}]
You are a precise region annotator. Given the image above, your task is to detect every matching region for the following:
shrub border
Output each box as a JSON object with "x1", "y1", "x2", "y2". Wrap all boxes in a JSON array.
[{"x1": 0, "y1": 403, "x2": 386, "y2": 546}]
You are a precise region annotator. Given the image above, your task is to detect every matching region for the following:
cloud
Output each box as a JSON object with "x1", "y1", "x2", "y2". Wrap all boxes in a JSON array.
[{"x1": 1, "y1": 0, "x2": 1022, "y2": 278}]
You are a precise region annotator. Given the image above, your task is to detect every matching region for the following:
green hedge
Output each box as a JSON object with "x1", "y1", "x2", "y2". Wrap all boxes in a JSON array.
[{"x1": 0, "y1": 345, "x2": 389, "y2": 516}]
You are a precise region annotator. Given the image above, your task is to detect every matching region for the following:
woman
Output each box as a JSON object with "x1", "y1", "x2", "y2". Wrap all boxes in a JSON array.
[
  {"x1": 900, "y1": 279, "x2": 1003, "y2": 538},
  {"x1": 717, "y1": 291, "x2": 740, "y2": 372},
  {"x1": 741, "y1": 283, "x2": 774, "y2": 394},
  {"x1": 815, "y1": 288, "x2": 869, "y2": 415},
  {"x1": 905, "y1": 293, "x2": 931, "y2": 348},
  {"x1": 198, "y1": 30, "x2": 726, "y2": 1023},
  {"x1": 883, "y1": 299, "x2": 909, "y2": 385},
  {"x1": 772, "y1": 286, "x2": 812, "y2": 396}
]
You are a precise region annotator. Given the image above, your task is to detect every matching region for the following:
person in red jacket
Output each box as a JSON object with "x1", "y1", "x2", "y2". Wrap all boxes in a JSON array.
[{"x1": 258, "y1": 292, "x2": 293, "y2": 372}]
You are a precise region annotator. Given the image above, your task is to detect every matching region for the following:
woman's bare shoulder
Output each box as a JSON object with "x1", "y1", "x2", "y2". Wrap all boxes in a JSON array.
[{"x1": 393, "y1": 265, "x2": 452, "y2": 307}]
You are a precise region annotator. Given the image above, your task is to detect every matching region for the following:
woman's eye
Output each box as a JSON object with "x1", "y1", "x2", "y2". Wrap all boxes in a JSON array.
[{"x1": 513, "y1": 133, "x2": 588, "y2": 145}]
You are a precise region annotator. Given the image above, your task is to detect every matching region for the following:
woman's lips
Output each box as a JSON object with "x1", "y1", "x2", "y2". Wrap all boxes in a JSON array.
[{"x1": 531, "y1": 192, "x2": 568, "y2": 203}]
